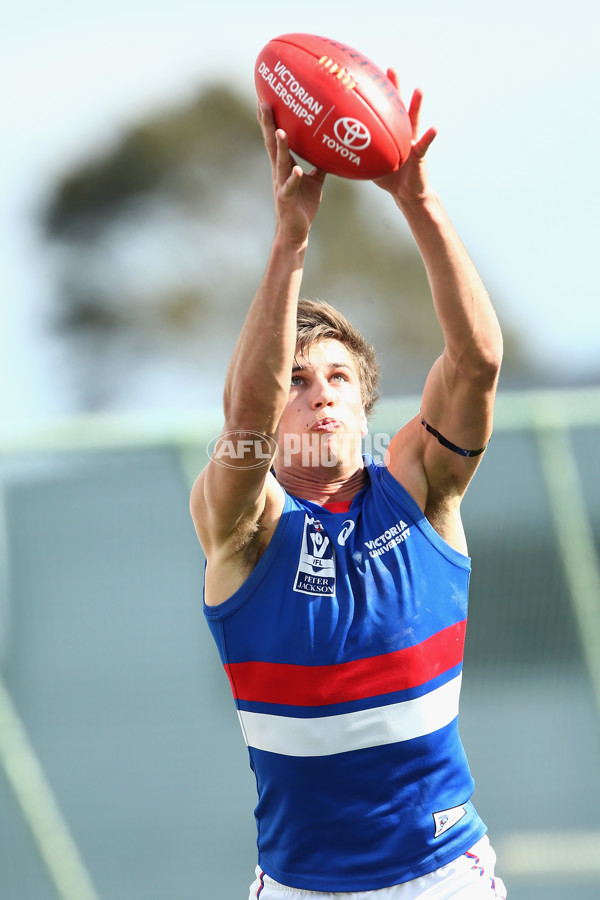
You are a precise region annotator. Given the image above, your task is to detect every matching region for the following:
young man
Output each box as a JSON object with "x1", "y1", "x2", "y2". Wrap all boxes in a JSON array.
[{"x1": 190, "y1": 76, "x2": 506, "y2": 899}]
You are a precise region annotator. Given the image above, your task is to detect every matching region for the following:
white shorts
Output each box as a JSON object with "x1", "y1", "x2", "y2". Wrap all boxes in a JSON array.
[{"x1": 248, "y1": 836, "x2": 507, "y2": 900}]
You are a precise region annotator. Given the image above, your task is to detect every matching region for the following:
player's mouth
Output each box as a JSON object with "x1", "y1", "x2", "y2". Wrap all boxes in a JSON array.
[{"x1": 312, "y1": 418, "x2": 342, "y2": 433}]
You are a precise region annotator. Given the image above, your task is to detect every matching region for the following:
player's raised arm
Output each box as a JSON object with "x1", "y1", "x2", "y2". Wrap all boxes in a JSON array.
[
  {"x1": 375, "y1": 83, "x2": 503, "y2": 529},
  {"x1": 190, "y1": 105, "x2": 326, "y2": 568}
]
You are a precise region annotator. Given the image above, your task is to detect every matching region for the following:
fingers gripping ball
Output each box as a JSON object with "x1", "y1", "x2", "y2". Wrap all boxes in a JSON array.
[{"x1": 255, "y1": 33, "x2": 412, "y2": 180}]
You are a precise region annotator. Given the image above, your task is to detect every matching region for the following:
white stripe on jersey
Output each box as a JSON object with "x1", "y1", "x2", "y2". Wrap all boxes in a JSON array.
[{"x1": 237, "y1": 673, "x2": 462, "y2": 757}]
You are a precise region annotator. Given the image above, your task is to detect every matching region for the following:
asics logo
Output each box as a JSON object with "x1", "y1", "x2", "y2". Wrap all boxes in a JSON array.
[{"x1": 337, "y1": 519, "x2": 356, "y2": 546}]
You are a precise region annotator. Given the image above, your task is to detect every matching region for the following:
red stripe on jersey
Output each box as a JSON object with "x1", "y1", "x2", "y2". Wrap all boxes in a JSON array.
[{"x1": 225, "y1": 619, "x2": 466, "y2": 706}]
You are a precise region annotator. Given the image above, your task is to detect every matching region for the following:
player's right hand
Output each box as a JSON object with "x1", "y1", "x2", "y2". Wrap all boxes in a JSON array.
[{"x1": 258, "y1": 102, "x2": 326, "y2": 246}]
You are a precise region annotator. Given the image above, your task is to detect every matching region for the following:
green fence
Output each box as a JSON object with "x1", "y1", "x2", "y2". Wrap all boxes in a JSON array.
[{"x1": 1, "y1": 386, "x2": 599, "y2": 900}]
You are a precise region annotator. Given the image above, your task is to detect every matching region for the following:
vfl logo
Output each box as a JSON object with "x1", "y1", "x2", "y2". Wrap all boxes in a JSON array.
[
  {"x1": 333, "y1": 117, "x2": 371, "y2": 150},
  {"x1": 294, "y1": 515, "x2": 336, "y2": 596},
  {"x1": 337, "y1": 519, "x2": 355, "y2": 546}
]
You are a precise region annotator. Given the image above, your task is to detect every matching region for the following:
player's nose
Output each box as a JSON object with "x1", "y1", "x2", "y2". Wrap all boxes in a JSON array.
[{"x1": 311, "y1": 375, "x2": 335, "y2": 408}]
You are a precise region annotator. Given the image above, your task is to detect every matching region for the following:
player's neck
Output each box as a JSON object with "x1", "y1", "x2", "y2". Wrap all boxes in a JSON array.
[{"x1": 275, "y1": 461, "x2": 367, "y2": 506}]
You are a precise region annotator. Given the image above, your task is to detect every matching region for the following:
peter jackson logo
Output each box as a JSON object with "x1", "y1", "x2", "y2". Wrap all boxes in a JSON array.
[{"x1": 294, "y1": 515, "x2": 337, "y2": 596}]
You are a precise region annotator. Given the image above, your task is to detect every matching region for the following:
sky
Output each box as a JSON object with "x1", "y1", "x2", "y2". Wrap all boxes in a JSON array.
[{"x1": 2, "y1": 0, "x2": 599, "y2": 424}]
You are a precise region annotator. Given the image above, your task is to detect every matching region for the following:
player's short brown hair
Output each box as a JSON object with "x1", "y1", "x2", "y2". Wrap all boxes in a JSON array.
[{"x1": 296, "y1": 298, "x2": 380, "y2": 418}]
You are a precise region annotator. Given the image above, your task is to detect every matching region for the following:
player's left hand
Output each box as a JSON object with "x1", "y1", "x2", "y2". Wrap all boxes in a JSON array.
[{"x1": 374, "y1": 74, "x2": 437, "y2": 204}]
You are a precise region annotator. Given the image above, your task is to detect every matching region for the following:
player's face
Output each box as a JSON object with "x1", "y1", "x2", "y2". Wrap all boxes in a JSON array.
[{"x1": 277, "y1": 339, "x2": 367, "y2": 470}]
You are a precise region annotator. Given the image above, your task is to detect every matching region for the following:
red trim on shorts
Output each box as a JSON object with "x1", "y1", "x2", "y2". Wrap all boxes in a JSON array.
[{"x1": 465, "y1": 849, "x2": 484, "y2": 877}]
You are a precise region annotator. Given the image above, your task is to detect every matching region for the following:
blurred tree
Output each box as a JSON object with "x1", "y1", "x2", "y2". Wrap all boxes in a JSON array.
[{"x1": 42, "y1": 84, "x2": 524, "y2": 412}]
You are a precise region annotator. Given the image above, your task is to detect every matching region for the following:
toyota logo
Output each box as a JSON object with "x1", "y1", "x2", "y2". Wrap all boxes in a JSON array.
[{"x1": 333, "y1": 117, "x2": 371, "y2": 150}]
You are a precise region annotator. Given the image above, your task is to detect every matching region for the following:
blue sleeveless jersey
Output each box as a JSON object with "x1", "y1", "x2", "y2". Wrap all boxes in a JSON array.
[{"x1": 204, "y1": 458, "x2": 486, "y2": 891}]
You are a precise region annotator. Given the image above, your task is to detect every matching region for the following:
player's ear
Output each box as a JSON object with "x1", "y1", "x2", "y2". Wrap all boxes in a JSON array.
[{"x1": 361, "y1": 408, "x2": 368, "y2": 436}]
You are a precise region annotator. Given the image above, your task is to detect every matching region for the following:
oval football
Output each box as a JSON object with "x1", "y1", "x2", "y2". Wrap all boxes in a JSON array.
[{"x1": 254, "y1": 33, "x2": 412, "y2": 179}]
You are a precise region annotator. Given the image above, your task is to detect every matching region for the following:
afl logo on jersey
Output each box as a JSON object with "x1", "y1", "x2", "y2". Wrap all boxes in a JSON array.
[{"x1": 293, "y1": 515, "x2": 337, "y2": 596}]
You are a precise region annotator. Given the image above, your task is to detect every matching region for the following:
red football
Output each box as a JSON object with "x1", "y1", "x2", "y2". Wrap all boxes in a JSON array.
[{"x1": 254, "y1": 33, "x2": 412, "y2": 180}]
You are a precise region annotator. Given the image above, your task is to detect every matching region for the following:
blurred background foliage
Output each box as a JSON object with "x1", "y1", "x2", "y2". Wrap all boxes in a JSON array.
[{"x1": 42, "y1": 84, "x2": 529, "y2": 412}]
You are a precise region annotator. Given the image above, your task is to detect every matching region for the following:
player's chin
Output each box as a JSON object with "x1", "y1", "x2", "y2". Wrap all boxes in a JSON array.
[{"x1": 317, "y1": 432, "x2": 360, "y2": 464}]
